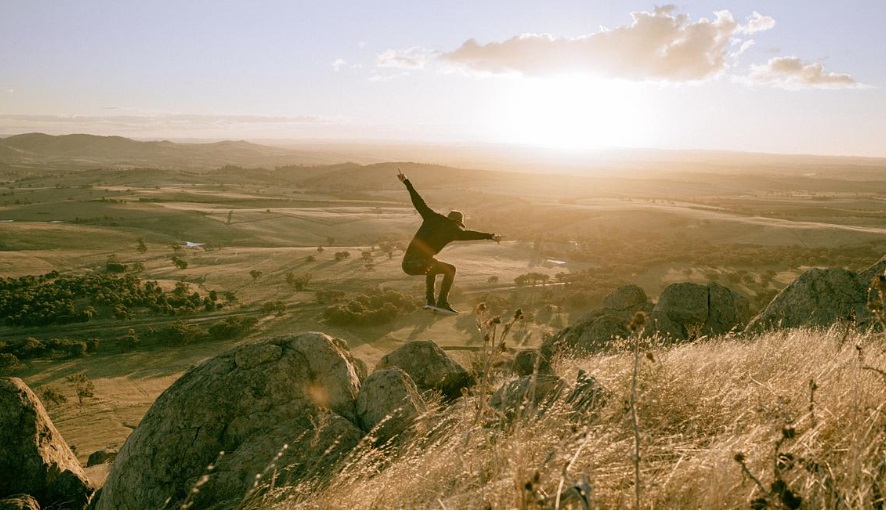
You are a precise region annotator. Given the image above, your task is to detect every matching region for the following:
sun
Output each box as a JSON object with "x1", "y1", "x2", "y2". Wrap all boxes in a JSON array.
[{"x1": 492, "y1": 74, "x2": 655, "y2": 151}]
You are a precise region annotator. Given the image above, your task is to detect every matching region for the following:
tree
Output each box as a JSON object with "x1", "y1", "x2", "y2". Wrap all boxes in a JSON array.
[
  {"x1": 66, "y1": 372, "x2": 95, "y2": 405},
  {"x1": 0, "y1": 353, "x2": 20, "y2": 374},
  {"x1": 171, "y1": 255, "x2": 188, "y2": 269},
  {"x1": 136, "y1": 238, "x2": 147, "y2": 254},
  {"x1": 119, "y1": 329, "x2": 139, "y2": 352},
  {"x1": 286, "y1": 272, "x2": 312, "y2": 291},
  {"x1": 250, "y1": 269, "x2": 263, "y2": 281},
  {"x1": 40, "y1": 385, "x2": 68, "y2": 407}
]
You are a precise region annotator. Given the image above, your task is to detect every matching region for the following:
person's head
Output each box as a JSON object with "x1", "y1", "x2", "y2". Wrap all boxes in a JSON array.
[{"x1": 447, "y1": 210, "x2": 465, "y2": 228}]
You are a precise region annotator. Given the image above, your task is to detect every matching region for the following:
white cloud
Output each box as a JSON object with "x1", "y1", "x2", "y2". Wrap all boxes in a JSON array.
[
  {"x1": 377, "y1": 46, "x2": 438, "y2": 70},
  {"x1": 331, "y1": 58, "x2": 348, "y2": 72},
  {"x1": 739, "y1": 11, "x2": 775, "y2": 34},
  {"x1": 376, "y1": 6, "x2": 861, "y2": 91},
  {"x1": 435, "y1": 6, "x2": 741, "y2": 81},
  {"x1": 746, "y1": 56, "x2": 861, "y2": 89}
]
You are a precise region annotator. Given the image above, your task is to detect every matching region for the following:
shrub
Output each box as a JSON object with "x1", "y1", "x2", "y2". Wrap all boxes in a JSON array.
[
  {"x1": 261, "y1": 301, "x2": 287, "y2": 315},
  {"x1": 119, "y1": 329, "x2": 140, "y2": 352},
  {"x1": 316, "y1": 289, "x2": 346, "y2": 304},
  {"x1": 323, "y1": 288, "x2": 418, "y2": 326},
  {"x1": 286, "y1": 272, "x2": 312, "y2": 291},
  {"x1": 208, "y1": 316, "x2": 258, "y2": 340},
  {"x1": 66, "y1": 371, "x2": 95, "y2": 405},
  {"x1": 160, "y1": 321, "x2": 208, "y2": 346},
  {"x1": 40, "y1": 385, "x2": 68, "y2": 406},
  {"x1": 0, "y1": 353, "x2": 20, "y2": 373}
]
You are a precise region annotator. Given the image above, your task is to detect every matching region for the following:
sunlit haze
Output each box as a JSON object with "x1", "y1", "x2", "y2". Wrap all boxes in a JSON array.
[{"x1": 2, "y1": 1, "x2": 885, "y2": 157}]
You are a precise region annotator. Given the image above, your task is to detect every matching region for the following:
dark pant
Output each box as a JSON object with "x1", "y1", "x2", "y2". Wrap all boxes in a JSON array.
[{"x1": 402, "y1": 257, "x2": 456, "y2": 305}]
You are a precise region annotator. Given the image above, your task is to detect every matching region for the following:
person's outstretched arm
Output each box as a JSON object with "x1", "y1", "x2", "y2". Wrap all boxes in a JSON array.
[
  {"x1": 398, "y1": 167, "x2": 434, "y2": 219},
  {"x1": 458, "y1": 230, "x2": 502, "y2": 242}
]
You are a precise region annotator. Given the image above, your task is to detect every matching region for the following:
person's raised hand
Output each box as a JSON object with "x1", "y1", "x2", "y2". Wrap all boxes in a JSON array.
[{"x1": 397, "y1": 167, "x2": 407, "y2": 182}]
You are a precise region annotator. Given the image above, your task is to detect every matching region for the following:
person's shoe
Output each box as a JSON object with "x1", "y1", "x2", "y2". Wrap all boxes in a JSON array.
[{"x1": 435, "y1": 301, "x2": 459, "y2": 314}]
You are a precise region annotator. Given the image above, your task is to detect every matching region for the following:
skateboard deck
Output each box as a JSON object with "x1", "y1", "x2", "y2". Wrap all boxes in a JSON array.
[{"x1": 423, "y1": 305, "x2": 458, "y2": 316}]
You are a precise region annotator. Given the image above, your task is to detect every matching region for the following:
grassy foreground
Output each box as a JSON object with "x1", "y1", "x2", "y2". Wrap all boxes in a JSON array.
[{"x1": 251, "y1": 325, "x2": 885, "y2": 509}]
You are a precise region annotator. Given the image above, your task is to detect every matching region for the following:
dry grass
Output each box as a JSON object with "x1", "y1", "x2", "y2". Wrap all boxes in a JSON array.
[{"x1": 255, "y1": 325, "x2": 886, "y2": 509}]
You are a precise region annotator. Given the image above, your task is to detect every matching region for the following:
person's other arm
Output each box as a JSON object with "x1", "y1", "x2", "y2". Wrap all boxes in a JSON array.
[
  {"x1": 398, "y1": 168, "x2": 434, "y2": 219},
  {"x1": 457, "y1": 229, "x2": 500, "y2": 241}
]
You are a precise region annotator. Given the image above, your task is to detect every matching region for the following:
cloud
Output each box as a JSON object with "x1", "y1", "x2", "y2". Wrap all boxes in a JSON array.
[
  {"x1": 746, "y1": 56, "x2": 861, "y2": 89},
  {"x1": 376, "y1": 5, "x2": 861, "y2": 90},
  {"x1": 377, "y1": 46, "x2": 438, "y2": 70},
  {"x1": 435, "y1": 5, "x2": 742, "y2": 81},
  {"x1": 331, "y1": 58, "x2": 349, "y2": 72},
  {"x1": 739, "y1": 11, "x2": 775, "y2": 34}
]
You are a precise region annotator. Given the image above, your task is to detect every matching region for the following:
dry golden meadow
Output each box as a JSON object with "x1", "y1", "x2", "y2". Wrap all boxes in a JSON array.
[{"x1": 259, "y1": 326, "x2": 886, "y2": 509}]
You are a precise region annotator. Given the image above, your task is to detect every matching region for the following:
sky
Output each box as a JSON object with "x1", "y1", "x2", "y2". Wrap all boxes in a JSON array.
[{"x1": 2, "y1": 1, "x2": 886, "y2": 157}]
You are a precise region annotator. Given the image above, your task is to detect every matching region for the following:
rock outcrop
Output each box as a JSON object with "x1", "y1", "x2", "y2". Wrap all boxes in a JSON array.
[
  {"x1": 86, "y1": 449, "x2": 118, "y2": 468},
  {"x1": 652, "y1": 282, "x2": 749, "y2": 339},
  {"x1": 513, "y1": 349, "x2": 553, "y2": 377},
  {"x1": 544, "y1": 282, "x2": 749, "y2": 355},
  {"x1": 490, "y1": 374, "x2": 565, "y2": 420},
  {"x1": 96, "y1": 332, "x2": 364, "y2": 510},
  {"x1": 356, "y1": 367, "x2": 426, "y2": 444},
  {"x1": 603, "y1": 284, "x2": 650, "y2": 318},
  {"x1": 746, "y1": 267, "x2": 869, "y2": 332},
  {"x1": 0, "y1": 495, "x2": 41, "y2": 510},
  {"x1": 375, "y1": 340, "x2": 474, "y2": 400},
  {"x1": 860, "y1": 255, "x2": 886, "y2": 285},
  {"x1": 542, "y1": 311, "x2": 631, "y2": 356},
  {"x1": 0, "y1": 377, "x2": 94, "y2": 509}
]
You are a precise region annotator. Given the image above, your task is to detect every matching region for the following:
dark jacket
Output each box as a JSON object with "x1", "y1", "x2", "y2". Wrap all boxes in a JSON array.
[{"x1": 402, "y1": 179, "x2": 493, "y2": 263}]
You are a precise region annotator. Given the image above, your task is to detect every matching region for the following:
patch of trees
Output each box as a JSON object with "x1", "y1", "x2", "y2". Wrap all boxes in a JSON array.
[
  {"x1": 0, "y1": 337, "x2": 99, "y2": 372},
  {"x1": 148, "y1": 316, "x2": 259, "y2": 346},
  {"x1": 0, "y1": 271, "x2": 230, "y2": 327},
  {"x1": 323, "y1": 288, "x2": 419, "y2": 326}
]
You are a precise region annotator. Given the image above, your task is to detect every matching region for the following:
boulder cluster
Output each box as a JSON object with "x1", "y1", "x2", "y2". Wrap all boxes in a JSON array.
[{"x1": 544, "y1": 256, "x2": 886, "y2": 356}]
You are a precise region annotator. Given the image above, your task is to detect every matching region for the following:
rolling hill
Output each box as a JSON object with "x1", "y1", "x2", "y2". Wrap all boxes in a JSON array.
[{"x1": 0, "y1": 133, "x2": 350, "y2": 170}]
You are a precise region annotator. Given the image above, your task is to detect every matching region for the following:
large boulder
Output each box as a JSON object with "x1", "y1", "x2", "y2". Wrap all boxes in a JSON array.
[
  {"x1": 375, "y1": 340, "x2": 474, "y2": 400},
  {"x1": 705, "y1": 282, "x2": 751, "y2": 335},
  {"x1": 0, "y1": 495, "x2": 40, "y2": 510},
  {"x1": 86, "y1": 449, "x2": 118, "y2": 468},
  {"x1": 654, "y1": 282, "x2": 709, "y2": 326},
  {"x1": 860, "y1": 255, "x2": 886, "y2": 285},
  {"x1": 0, "y1": 378, "x2": 94, "y2": 509},
  {"x1": 541, "y1": 312, "x2": 630, "y2": 356},
  {"x1": 513, "y1": 349, "x2": 553, "y2": 377},
  {"x1": 651, "y1": 282, "x2": 749, "y2": 339},
  {"x1": 96, "y1": 332, "x2": 365, "y2": 510},
  {"x1": 603, "y1": 284, "x2": 650, "y2": 318},
  {"x1": 747, "y1": 268, "x2": 868, "y2": 332},
  {"x1": 356, "y1": 367, "x2": 426, "y2": 445},
  {"x1": 490, "y1": 374, "x2": 565, "y2": 420}
]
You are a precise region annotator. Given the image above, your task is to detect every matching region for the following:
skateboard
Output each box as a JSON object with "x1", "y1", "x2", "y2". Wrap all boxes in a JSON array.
[{"x1": 423, "y1": 305, "x2": 458, "y2": 316}]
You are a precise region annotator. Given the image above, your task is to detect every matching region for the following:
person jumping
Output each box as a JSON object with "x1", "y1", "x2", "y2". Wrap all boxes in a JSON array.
[{"x1": 398, "y1": 167, "x2": 501, "y2": 314}]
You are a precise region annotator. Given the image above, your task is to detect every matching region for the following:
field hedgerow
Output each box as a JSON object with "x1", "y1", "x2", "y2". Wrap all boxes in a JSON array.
[{"x1": 252, "y1": 325, "x2": 886, "y2": 510}]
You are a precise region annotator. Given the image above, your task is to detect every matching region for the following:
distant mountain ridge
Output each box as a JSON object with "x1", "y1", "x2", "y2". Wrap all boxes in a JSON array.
[{"x1": 0, "y1": 132, "x2": 346, "y2": 169}]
